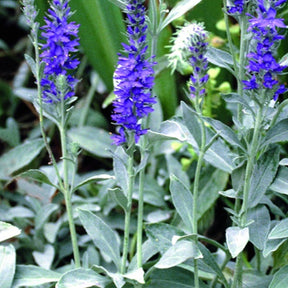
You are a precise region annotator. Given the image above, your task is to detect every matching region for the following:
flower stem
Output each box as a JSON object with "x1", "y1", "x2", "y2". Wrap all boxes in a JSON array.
[
  {"x1": 121, "y1": 149, "x2": 135, "y2": 274},
  {"x1": 192, "y1": 98, "x2": 206, "y2": 288},
  {"x1": 58, "y1": 98, "x2": 80, "y2": 268},
  {"x1": 231, "y1": 106, "x2": 263, "y2": 288}
]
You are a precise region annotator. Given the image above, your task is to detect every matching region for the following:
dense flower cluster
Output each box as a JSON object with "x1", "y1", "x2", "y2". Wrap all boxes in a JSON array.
[
  {"x1": 226, "y1": 0, "x2": 245, "y2": 15},
  {"x1": 111, "y1": 0, "x2": 156, "y2": 145},
  {"x1": 22, "y1": 0, "x2": 37, "y2": 28},
  {"x1": 188, "y1": 23, "x2": 209, "y2": 99},
  {"x1": 243, "y1": 0, "x2": 287, "y2": 100},
  {"x1": 40, "y1": 0, "x2": 80, "y2": 103}
]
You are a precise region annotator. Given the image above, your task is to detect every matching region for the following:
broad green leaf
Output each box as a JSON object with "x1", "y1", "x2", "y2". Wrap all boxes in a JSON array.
[
  {"x1": 270, "y1": 166, "x2": 288, "y2": 195},
  {"x1": 147, "y1": 267, "x2": 194, "y2": 288},
  {"x1": 261, "y1": 118, "x2": 288, "y2": 147},
  {"x1": 92, "y1": 265, "x2": 124, "y2": 288},
  {"x1": 32, "y1": 244, "x2": 54, "y2": 270},
  {"x1": 24, "y1": 54, "x2": 36, "y2": 78},
  {"x1": 242, "y1": 272, "x2": 272, "y2": 288},
  {"x1": 145, "y1": 223, "x2": 185, "y2": 254},
  {"x1": 247, "y1": 206, "x2": 271, "y2": 250},
  {"x1": 170, "y1": 174, "x2": 194, "y2": 233},
  {"x1": 124, "y1": 268, "x2": 145, "y2": 285},
  {"x1": 0, "y1": 117, "x2": 20, "y2": 147},
  {"x1": 56, "y1": 268, "x2": 110, "y2": 288},
  {"x1": 155, "y1": 240, "x2": 202, "y2": 269},
  {"x1": 69, "y1": 0, "x2": 125, "y2": 90},
  {"x1": 206, "y1": 47, "x2": 235, "y2": 74},
  {"x1": 226, "y1": 227, "x2": 249, "y2": 258},
  {"x1": 269, "y1": 265, "x2": 288, "y2": 288},
  {"x1": 78, "y1": 209, "x2": 121, "y2": 270},
  {"x1": 198, "y1": 243, "x2": 228, "y2": 287},
  {"x1": 12, "y1": 265, "x2": 61, "y2": 287},
  {"x1": 159, "y1": 0, "x2": 202, "y2": 31},
  {"x1": 166, "y1": 154, "x2": 190, "y2": 188},
  {"x1": 268, "y1": 218, "x2": 288, "y2": 240},
  {"x1": 197, "y1": 167, "x2": 228, "y2": 220},
  {"x1": 222, "y1": 93, "x2": 254, "y2": 116},
  {"x1": 203, "y1": 117, "x2": 245, "y2": 151},
  {"x1": 113, "y1": 146, "x2": 129, "y2": 196},
  {"x1": 16, "y1": 169, "x2": 59, "y2": 189},
  {"x1": 35, "y1": 203, "x2": 58, "y2": 230},
  {"x1": 0, "y1": 222, "x2": 21, "y2": 242},
  {"x1": 248, "y1": 147, "x2": 280, "y2": 208},
  {"x1": 109, "y1": 187, "x2": 128, "y2": 212},
  {"x1": 0, "y1": 139, "x2": 45, "y2": 180},
  {"x1": 73, "y1": 174, "x2": 114, "y2": 192},
  {"x1": 68, "y1": 127, "x2": 113, "y2": 158},
  {"x1": 181, "y1": 102, "x2": 202, "y2": 148},
  {"x1": 0, "y1": 244, "x2": 16, "y2": 288}
]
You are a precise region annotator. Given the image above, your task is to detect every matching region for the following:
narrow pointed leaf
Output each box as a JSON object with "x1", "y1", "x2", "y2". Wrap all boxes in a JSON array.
[
  {"x1": 0, "y1": 222, "x2": 21, "y2": 242},
  {"x1": 0, "y1": 244, "x2": 16, "y2": 288},
  {"x1": 78, "y1": 209, "x2": 121, "y2": 270}
]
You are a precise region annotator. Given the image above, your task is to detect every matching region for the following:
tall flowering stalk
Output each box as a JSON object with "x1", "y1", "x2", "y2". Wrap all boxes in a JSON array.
[
  {"x1": 232, "y1": 1, "x2": 286, "y2": 287},
  {"x1": 170, "y1": 22, "x2": 209, "y2": 288},
  {"x1": 111, "y1": 1, "x2": 156, "y2": 146},
  {"x1": 111, "y1": 0, "x2": 156, "y2": 274},
  {"x1": 23, "y1": 0, "x2": 81, "y2": 267}
]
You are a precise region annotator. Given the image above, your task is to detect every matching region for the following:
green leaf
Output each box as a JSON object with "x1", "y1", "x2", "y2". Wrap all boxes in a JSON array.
[
  {"x1": 56, "y1": 268, "x2": 110, "y2": 288},
  {"x1": 181, "y1": 102, "x2": 202, "y2": 148},
  {"x1": 155, "y1": 240, "x2": 202, "y2": 269},
  {"x1": 166, "y1": 154, "x2": 190, "y2": 188},
  {"x1": 0, "y1": 117, "x2": 20, "y2": 147},
  {"x1": 248, "y1": 147, "x2": 280, "y2": 208},
  {"x1": 16, "y1": 169, "x2": 59, "y2": 189},
  {"x1": 203, "y1": 117, "x2": 245, "y2": 151},
  {"x1": 247, "y1": 206, "x2": 271, "y2": 250},
  {"x1": 269, "y1": 265, "x2": 288, "y2": 288},
  {"x1": 92, "y1": 265, "x2": 124, "y2": 288},
  {"x1": 109, "y1": 187, "x2": 128, "y2": 212},
  {"x1": 0, "y1": 244, "x2": 16, "y2": 288},
  {"x1": 268, "y1": 218, "x2": 288, "y2": 240},
  {"x1": 69, "y1": 0, "x2": 125, "y2": 90},
  {"x1": 78, "y1": 209, "x2": 121, "y2": 271},
  {"x1": 197, "y1": 167, "x2": 228, "y2": 220},
  {"x1": 270, "y1": 166, "x2": 288, "y2": 195},
  {"x1": 170, "y1": 174, "x2": 194, "y2": 233},
  {"x1": 35, "y1": 203, "x2": 59, "y2": 230},
  {"x1": 159, "y1": 0, "x2": 202, "y2": 31},
  {"x1": 0, "y1": 222, "x2": 21, "y2": 242},
  {"x1": 206, "y1": 47, "x2": 235, "y2": 74},
  {"x1": 24, "y1": 54, "x2": 37, "y2": 78},
  {"x1": 73, "y1": 174, "x2": 114, "y2": 192},
  {"x1": 12, "y1": 265, "x2": 61, "y2": 287},
  {"x1": 226, "y1": 227, "x2": 249, "y2": 258},
  {"x1": 68, "y1": 127, "x2": 113, "y2": 158},
  {"x1": 222, "y1": 93, "x2": 254, "y2": 116},
  {"x1": 262, "y1": 119, "x2": 288, "y2": 147},
  {"x1": 242, "y1": 272, "x2": 272, "y2": 288},
  {"x1": 145, "y1": 223, "x2": 184, "y2": 254},
  {"x1": 198, "y1": 243, "x2": 228, "y2": 287},
  {"x1": 0, "y1": 139, "x2": 45, "y2": 180},
  {"x1": 146, "y1": 267, "x2": 195, "y2": 288},
  {"x1": 32, "y1": 244, "x2": 55, "y2": 270}
]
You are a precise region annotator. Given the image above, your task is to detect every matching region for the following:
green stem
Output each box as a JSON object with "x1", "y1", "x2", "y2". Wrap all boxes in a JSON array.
[
  {"x1": 231, "y1": 106, "x2": 263, "y2": 288},
  {"x1": 59, "y1": 98, "x2": 80, "y2": 268},
  {"x1": 136, "y1": 0, "x2": 159, "y2": 270},
  {"x1": 121, "y1": 150, "x2": 135, "y2": 274},
  {"x1": 192, "y1": 98, "x2": 206, "y2": 288},
  {"x1": 210, "y1": 254, "x2": 231, "y2": 288},
  {"x1": 32, "y1": 30, "x2": 64, "y2": 191}
]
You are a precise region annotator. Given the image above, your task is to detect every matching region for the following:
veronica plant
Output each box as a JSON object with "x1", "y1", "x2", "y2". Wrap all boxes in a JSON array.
[
  {"x1": 23, "y1": 0, "x2": 81, "y2": 267},
  {"x1": 111, "y1": 0, "x2": 156, "y2": 274},
  {"x1": 221, "y1": 1, "x2": 288, "y2": 287}
]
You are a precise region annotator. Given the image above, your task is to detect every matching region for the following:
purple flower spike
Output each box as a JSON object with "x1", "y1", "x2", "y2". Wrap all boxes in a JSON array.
[
  {"x1": 227, "y1": 0, "x2": 245, "y2": 15},
  {"x1": 243, "y1": 0, "x2": 287, "y2": 100},
  {"x1": 188, "y1": 23, "x2": 209, "y2": 99},
  {"x1": 40, "y1": 0, "x2": 80, "y2": 103},
  {"x1": 111, "y1": 0, "x2": 156, "y2": 145}
]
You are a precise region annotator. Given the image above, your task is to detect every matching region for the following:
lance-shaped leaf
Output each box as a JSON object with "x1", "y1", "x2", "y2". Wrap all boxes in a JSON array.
[
  {"x1": 0, "y1": 244, "x2": 16, "y2": 288},
  {"x1": 170, "y1": 174, "x2": 194, "y2": 233},
  {"x1": 78, "y1": 209, "x2": 121, "y2": 271},
  {"x1": 0, "y1": 222, "x2": 21, "y2": 242}
]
